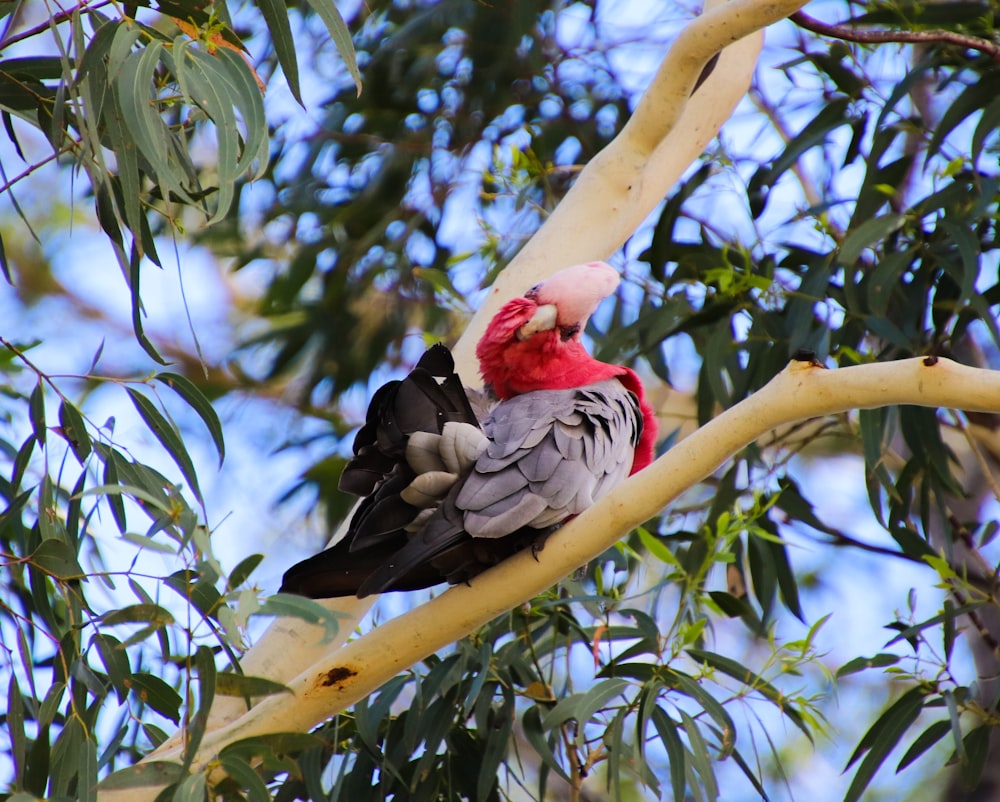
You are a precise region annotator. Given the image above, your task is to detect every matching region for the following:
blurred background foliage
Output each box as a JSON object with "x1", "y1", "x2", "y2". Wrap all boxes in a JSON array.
[{"x1": 1, "y1": 0, "x2": 999, "y2": 800}]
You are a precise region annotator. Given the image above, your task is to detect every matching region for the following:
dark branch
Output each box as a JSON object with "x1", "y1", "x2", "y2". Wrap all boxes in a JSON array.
[{"x1": 790, "y1": 11, "x2": 1000, "y2": 63}]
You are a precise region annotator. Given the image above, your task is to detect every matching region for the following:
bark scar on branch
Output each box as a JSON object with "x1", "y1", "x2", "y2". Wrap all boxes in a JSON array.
[
  {"x1": 321, "y1": 666, "x2": 358, "y2": 687},
  {"x1": 790, "y1": 11, "x2": 1000, "y2": 62}
]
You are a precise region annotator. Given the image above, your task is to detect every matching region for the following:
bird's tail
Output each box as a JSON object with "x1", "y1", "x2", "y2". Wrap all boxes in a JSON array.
[{"x1": 280, "y1": 344, "x2": 484, "y2": 598}]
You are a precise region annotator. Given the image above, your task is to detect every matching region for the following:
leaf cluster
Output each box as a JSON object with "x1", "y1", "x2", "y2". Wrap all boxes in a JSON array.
[
  {"x1": 0, "y1": 0, "x2": 355, "y2": 363},
  {"x1": 0, "y1": 341, "x2": 343, "y2": 800}
]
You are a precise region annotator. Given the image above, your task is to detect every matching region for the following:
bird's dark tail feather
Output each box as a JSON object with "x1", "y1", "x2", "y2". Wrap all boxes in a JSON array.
[
  {"x1": 280, "y1": 344, "x2": 484, "y2": 599},
  {"x1": 279, "y1": 535, "x2": 444, "y2": 597}
]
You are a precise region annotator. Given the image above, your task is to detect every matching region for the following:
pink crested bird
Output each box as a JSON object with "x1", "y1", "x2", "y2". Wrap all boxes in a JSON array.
[{"x1": 280, "y1": 261, "x2": 657, "y2": 598}]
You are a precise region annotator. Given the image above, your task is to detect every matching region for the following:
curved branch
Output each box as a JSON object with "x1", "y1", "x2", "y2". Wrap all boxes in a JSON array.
[
  {"x1": 790, "y1": 11, "x2": 1000, "y2": 62},
  {"x1": 452, "y1": 0, "x2": 814, "y2": 367},
  {"x1": 145, "y1": 357, "x2": 1000, "y2": 773}
]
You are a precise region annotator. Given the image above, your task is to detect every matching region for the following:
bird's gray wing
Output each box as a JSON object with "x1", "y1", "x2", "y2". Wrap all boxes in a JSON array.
[
  {"x1": 356, "y1": 378, "x2": 643, "y2": 596},
  {"x1": 457, "y1": 378, "x2": 643, "y2": 538}
]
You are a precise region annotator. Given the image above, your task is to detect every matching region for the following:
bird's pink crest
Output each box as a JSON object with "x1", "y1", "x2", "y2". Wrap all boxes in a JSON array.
[{"x1": 532, "y1": 261, "x2": 620, "y2": 328}]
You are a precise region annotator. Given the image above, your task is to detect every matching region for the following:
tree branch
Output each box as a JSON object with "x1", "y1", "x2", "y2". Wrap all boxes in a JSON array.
[
  {"x1": 137, "y1": 356, "x2": 1000, "y2": 777},
  {"x1": 790, "y1": 11, "x2": 1000, "y2": 62},
  {"x1": 452, "y1": 0, "x2": 815, "y2": 367}
]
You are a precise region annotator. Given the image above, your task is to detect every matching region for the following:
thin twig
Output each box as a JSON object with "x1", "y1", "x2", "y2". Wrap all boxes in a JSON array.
[
  {"x1": 0, "y1": 140, "x2": 77, "y2": 197},
  {"x1": 0, "y1": 0, "x2": 114, "y2": 49},
  {"x1": 790, "y1": 11, "x2": 1000, "y2": 62}
]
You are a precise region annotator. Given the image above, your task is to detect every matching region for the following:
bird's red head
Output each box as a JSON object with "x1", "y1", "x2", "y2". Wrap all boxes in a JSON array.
[
  {"x1": 476, "y1": 261, "x2": 657, "y2": 472},
  {"x1": 477, "y1": 262, "x2": 622, "y2": 398}
]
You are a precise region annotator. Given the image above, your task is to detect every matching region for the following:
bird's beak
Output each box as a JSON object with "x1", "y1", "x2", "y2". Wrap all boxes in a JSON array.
[{"x1": 516, "y1": 304, "x2": 558, "y2": 341}]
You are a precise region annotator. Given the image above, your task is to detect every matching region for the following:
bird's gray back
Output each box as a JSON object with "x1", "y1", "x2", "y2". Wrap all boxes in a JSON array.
[{"x1": 457, "y1": 378, "x2": 643, "y2": 538}]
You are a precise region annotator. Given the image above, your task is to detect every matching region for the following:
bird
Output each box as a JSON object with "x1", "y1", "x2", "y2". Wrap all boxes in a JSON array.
[{"x1": 279, "y1": 261, "x2": 657, "y2": 598}]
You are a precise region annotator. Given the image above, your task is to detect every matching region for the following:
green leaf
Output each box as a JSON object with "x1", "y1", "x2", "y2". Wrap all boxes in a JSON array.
[
  {"x1": 0, "y1": 230, "x2": 9, "y2": 284},
  {"x1": 77, "y1": 731, "x2": 99, "y2": 802},
  {"x1": 680, "y1": 709, "x2": 718, "y2": 801},
  {"x1": 859, "y1": 407, "x2": 897, "y2": 514},
  {"x1": 107, "y1": 20, "x2": 142, "y2": 77},
  {"x1": 214, "y1": 46, "x2": 269, "y2": 177},
  {"x1": 866, "y1": 249, "x2": 914, "y2": 316},
  {"x1": 37, "y1": 681, "x2": 65, "y2": 729},
  {"x1": 763, "y1": 531, "x2": 804, "y2": 621},
  {"x1": 219, "y1": 755, "x2": 270, "y2": 802},
  {"x1": 227, "y1": 553, "x2": 263, "y2": 589},
  {"x1": 78, "y1": 482, "x2": 173, "y2": 514},
  {"x1": 128, "y1": 246, "x2": 168, "y2": 364},
  {"x1": 24, "y1": 724, "x2": 49, "y2": 795},
  {"x1": 522, "y1": 705, "x2": 572, "y2": 784},
  {"x1": 30, "y1": 539, "x2": 84, "y2": 579},
  {"x1": 219, "y1": 731, "x2": 326, "y2": 762},
  {"x1": 154, "y1": 372, "x2": 225, "y2": 466},
  {"x1": 183, "y1": 645, "x2": 216, "y2": 770},
  {"x1": 50, "y1": 716, "x2": 85, "y2": 797},
  {"x1": 256, "y1": 0, "x2": 301, "y2": 104},
  {"x1": 637, "y1": 525, "x2": 680, "y2": 567},
  {"x1": 29, "y1": 380, "x2": 46, "y2": 445},
  {"x1": 897, "y1": 720, "x2": 950, "y2": 772},
  {"x1": 730, "y1": 746, "x2": 770, "y2": 801},
  {"x1": 972, "y1": 96, "x2": 1000, "y2": 162},
  {"x1": 58, "y1": 399, "x2": 91, "y2": 463},
  {"x1": 165, "y1": 569, "x2": 223, "y2": 616},
  {"x1": 215, "y1": 672, "x2": 290, "y2": 698},
  {"x1": 748, "y1": 98, "x2": 852, "y2": 218},
  {"x1": 959, "y1": 725, "x2": 990, "y2": 790},
  {"x1": 36, "y1": 475, "x2": 64, "y2": 543},
  {"x1": 747, "y1": 532, "x2": 776, "y2": 620},
  {"x1": 126, "y1": 387, "x2": 202, "y2": 503},
  {"x1": 172, "y1": 771, "x2": 206, "y2": 802},
  {"x1": 302, "y1": 0, "x2": 361, "y2": 96},
  {"x1": 542, "y1": 678, "x2": 630, "y2": 740},
  {"x1": 117, "y1": 41, "x2": 197, "y2": 208},
  {"x1": 651, "y1": 706, "x2": 687, "y2": 801},
  {"x1": 885, "y1": 601, "x2": 983, "y2": 649},
  {"x1": 130, "y1": 673, "x2": 182, "y2": 723},
  {"x1": 942, "y1": 598, "x2": 956, "y2": 662},
  {"x1": 88, "y1": 25, "x2": 143, "y2": 251},
  {"x1": 103, "y1": 603, "x2": 176, "y2": 627},
  {"x1": 837, "y1": 653, "x2": 901, "y2": 678},
  {"x1": 839, "y1": 213, "x2": 906, "y2": 266},
  {"x1": 118, "y1": 531, "x2": 178, "y2": 554},
  {"x1": 844, "y1": 687, "x2": 926, "y2": 802},
  {"x1": 92, "y1": 633, "x2": 133, "y2": 703},
  {"x1": 477, "y1": 687, "x2": 513, "y2": 802},
  {"x1": 663, "y1": 667, "x2": 735, "y2": 751},
  {"x1": 99, "y1": 448, "x2": 128, "y2": 531},
  {"x1": 7, "y1": 675, "x2": 26, "y2": 787},
  {"x1": 172, "y1": 41, "x2": 240, "y2": 223},
  {"x1": 928, "y1": 72, "x2": 1000, "y2": 159},
  {"x1": 11, "y1": 434, "x2": 35, "y2": 493}
]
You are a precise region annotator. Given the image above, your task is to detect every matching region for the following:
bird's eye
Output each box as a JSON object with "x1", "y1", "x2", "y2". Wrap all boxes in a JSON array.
[
  {"x1": 525, "y1": 284, "x2": 541, "y2": 300},
  {"x1": 559, "y1": 323, "x2": 580, "y2": 341}
]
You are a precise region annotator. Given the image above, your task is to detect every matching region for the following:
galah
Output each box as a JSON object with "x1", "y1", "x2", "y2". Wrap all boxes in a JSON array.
[{"x1": 280, "y1": 262, "x2": 657, "y2": 598}]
